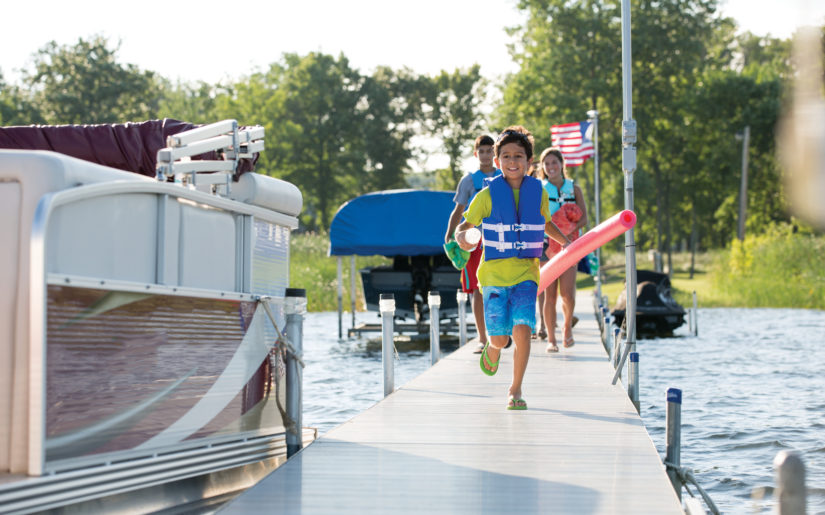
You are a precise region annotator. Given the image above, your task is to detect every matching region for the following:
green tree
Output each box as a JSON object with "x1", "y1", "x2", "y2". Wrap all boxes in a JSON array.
[
  {"x1": 428, "y1": 65, "x2": 488, "y2": 185},
  {"x1": 498, "y1": 0, "x2": 622, "y2": 229},
  {"x1": 158, "y1": 80, "x2": 231, "y2": 124},
  {"x1": 0, "y1": 72, "x2": 44, "y2": 125},
  {"x1": 213, "y1": 53, "x2": 433, "y2": 230},
  {"x1": 22, "y1": 36, "x2": 161, "y2": 124}
]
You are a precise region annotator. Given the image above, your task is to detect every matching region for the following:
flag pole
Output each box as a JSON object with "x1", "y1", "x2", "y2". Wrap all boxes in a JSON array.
[
  {"x1": 613, "y1": 0, "x2": 639, "y2": 414},
  {"x1": 587, "y1": 109, "x2": 601, "y2": 299}
]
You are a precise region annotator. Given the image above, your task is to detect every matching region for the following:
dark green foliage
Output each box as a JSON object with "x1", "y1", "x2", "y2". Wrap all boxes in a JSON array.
[{"x1": 21, "y1": 36, "x2": 161, "y2": 124}]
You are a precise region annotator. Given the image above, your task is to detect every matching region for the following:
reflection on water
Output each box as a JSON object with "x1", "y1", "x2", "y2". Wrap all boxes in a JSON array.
[{"x1": 301, "y1": 308, "x2": 825, "y2": 514}]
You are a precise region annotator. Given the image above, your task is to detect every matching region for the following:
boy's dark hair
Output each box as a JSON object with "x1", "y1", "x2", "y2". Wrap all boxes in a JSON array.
[
  {"x1": 494, "y1": 125, "x2": 534, "y2": 160},
  {"x1": 474, "y1": 134, "x2": 495, "y2": 151}
]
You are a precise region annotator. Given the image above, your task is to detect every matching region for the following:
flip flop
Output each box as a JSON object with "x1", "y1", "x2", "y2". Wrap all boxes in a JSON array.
[
  {"x1": 571, "y1": 316, "x2": 579, "y2": 328},
  {"x1": 537, "y1": 328, "x2": 548, "y2": 340},
  {"x1": 507, "y1": 396, "x2": 527, "y2": 410},
  {"x1": 546, "y1": 342, "x2": 559, "y2": 353},
  {"x1": 563, "y1": 336, "x2": 575, "y2": 348},
  {"x1": 479, "y1": 341, "x2": 500, "y2": 376}
]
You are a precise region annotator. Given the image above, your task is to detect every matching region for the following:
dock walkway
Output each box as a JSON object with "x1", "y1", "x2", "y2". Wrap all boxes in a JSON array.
[{"x1": 223, "y1": 291, "x2": 682, "y2": 513}]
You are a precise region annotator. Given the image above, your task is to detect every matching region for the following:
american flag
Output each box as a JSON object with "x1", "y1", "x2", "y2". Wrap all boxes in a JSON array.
[{"x1": 550, "y1": 121, "x2": 595, "y2": 167}]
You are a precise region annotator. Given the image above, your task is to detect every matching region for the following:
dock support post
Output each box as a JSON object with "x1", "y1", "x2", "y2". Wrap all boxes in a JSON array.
[
  {"x1": 337, "y1": 256, "x2": 343, "y2": 339},
  {"x1": 350, "y1": 256, "x2": 356, "y2": 333},
  {"x1": 602, "y1": 314, "x2": 611, "y2": 343},
  {"x1": 380, "y1": 294, "x2": 396, "y2": 397},
  {"x1": 628, "y1": 352, "x2": 639, "y2": 413},
  {"x1": 612, "y1": 327, "x2": 621, "y2": 369},
  {"x1": 601, "y1": 314, "x2": 612, "y2": 354},
  {"x1": 774, "y1": 451, "x2": 806, "y2": 515},
  {"x1": 429, "y1": 291, "x2": 441, "y2": 365},
  {"x1": 285, "y1": 288, "x2": 307, "y2": 458},
  {"x1": 457, "y1": 290, "x2": 467, "y2": 347},
  {"x1": 691, "y1": 290, "x2": 698, "y2": 336},
  {"x1": 665, "y1": 388, "x2": 682, "y2": 500}
]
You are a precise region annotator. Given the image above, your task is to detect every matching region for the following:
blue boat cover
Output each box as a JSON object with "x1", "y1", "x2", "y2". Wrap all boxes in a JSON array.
[{"x1": 329, "y1": 189, "x2": 455, "y2": 256}]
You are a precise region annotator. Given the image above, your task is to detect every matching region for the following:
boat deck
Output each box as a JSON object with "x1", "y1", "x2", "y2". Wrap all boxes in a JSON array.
[{"x1": 223, "y1": 291, "x2": 682, "y2": 514}]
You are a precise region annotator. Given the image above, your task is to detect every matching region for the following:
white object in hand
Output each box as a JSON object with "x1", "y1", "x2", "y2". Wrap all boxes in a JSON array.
[{"x1": 464, "y1": 228, "x2": 481, "y2": 245}]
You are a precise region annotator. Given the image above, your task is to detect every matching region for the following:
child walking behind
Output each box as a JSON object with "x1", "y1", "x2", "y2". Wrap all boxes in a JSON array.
[{"x1": 456, "y1": 126, "x2": 569, "y2": 410}]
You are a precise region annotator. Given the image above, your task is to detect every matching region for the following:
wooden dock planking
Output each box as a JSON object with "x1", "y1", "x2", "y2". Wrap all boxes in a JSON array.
[{"x1": 223, "y1": 292, "x2": 682, "y2": 513}]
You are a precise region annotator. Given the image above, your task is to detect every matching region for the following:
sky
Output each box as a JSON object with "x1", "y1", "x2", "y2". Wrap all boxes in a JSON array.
[
  {"x1": 3, "y1": 0, "x2": 824, "y2": 87},
  {"x1": 2, "y1": 0, "x2": 823, "y2": 171}
]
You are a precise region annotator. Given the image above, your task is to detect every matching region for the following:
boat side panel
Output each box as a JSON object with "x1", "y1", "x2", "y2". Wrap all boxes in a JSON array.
[
  {"x1": 45, "y1": 193, "x2": 158, "y2": 283},
  {"x1": 178, "y1": 202, "x2": 237, "y2": 292},
  {"x1": 43, "y1": 286, "x2": 287, "y2": 465},
  {"x1": 251, "y1": 219, "x2": 290, "y2": 297},
  {"x1": 0, "y1": 181, "x2": 21, "y2": 472}
]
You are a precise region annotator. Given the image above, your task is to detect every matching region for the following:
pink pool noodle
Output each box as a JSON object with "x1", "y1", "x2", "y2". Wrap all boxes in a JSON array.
[{"x1": 537, "y1": 210, "x2": 637, "y2": 294}]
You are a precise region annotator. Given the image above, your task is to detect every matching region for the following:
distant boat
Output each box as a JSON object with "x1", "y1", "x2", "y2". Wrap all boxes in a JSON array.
[
  {"x1": 611, "y1": 270, "x2": 686, "y2": 337},
  {"x1": 329, "y1": 189, "x2": 462, "y2": 323}
]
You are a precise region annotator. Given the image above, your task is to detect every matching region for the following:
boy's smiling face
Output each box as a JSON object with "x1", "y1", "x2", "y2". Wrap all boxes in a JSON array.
[{"x1": 495, "y1": 142, "x2": 532, "y2": 185}]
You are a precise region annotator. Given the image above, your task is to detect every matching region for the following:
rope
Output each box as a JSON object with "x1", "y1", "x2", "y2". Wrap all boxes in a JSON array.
[
  {"x1": 664, "y1": 461, "x2": 721, "y2": 515},
  {"x1": 260, "y1": 299, "x2": 305, "y2": 368},
  {"x1": 258, "y1": 297, "x2": 305, "y2": 438}
]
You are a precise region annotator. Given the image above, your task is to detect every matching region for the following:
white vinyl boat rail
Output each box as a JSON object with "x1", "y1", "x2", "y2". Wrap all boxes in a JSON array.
[{"x1": 155, "y1": 119, "x2": 265, "y2": 195}]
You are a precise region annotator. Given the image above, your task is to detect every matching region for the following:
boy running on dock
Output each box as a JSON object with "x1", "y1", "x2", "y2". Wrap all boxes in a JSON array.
[
  {"x1": 444, "y1": 135, "x2": 501, "y2": 353},
  {"x1": 456, "y1": 126, "x2": 569, "y2": 410}
]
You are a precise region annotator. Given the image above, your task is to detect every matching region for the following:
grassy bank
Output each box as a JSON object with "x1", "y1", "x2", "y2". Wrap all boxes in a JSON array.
[
  {"x1": 590, "y1": 227, "x2": 824, "y2": 310},
  {"x1": 290, "y1": 228, "x2": 824, "y2": 312},
  {"x1": 289, "y1": 231, "x2": 389, "y2": 312}
]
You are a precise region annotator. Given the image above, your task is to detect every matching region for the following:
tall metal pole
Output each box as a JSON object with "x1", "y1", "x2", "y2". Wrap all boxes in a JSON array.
[
  {"x1": 620, "y1": 0, "x2": 638, "y2": 370},
  {"x1": 587, "y1": 109, "x2": 602, "y2": 300},
  {"x1": 737, "y1": 125, "x2": 750, "y2": 241}
]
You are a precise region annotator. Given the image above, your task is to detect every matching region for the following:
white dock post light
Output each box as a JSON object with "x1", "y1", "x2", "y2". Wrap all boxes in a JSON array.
[
  {"x1": 380, "y1": 294, "x2": 396, "y2": 397},
  {"x1": 665, "y1": 388, "x2": 682, "y2": 500},
  {"x1": 428, "y1": 291, "x2": 441, "y2": 365}
]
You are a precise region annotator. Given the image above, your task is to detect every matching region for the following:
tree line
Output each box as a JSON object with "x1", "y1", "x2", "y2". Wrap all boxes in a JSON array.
[{"x1": 1, "y1": 1, "x2": 823, "y2": 256}]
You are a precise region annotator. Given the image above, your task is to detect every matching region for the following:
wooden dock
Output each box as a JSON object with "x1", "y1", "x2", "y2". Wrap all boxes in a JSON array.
[{"x1": 223, "y1": 291, "x2": 682, "y2": 513}]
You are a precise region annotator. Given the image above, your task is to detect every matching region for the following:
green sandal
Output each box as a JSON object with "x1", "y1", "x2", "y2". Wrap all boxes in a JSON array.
[
  {"x1": 507, "y1": 396, "x2": 527, "y2": 410},
  {"x1": 479, "y1": 341, "x2": 500, "y2": 376}
]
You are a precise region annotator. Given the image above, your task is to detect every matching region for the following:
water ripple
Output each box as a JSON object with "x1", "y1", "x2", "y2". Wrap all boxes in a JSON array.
[{"x1": 637, "y1": 308, "x2": 825, "y2": 514}]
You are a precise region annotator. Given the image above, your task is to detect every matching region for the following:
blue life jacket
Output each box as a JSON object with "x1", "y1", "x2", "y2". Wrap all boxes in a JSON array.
[
  {"x1": 542, "y1": 178, "x2": 576, "y2": 215},
  {"x1": 465, "y1": 168, "x2": 502, "y2": 210},
  {"x1": 482, "y1": 175, "x2": 545, "y2": 260}
]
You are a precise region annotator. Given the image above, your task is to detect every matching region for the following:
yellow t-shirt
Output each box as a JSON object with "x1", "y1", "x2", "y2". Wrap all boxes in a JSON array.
[{"x1": 464, "y1": 185, "x2": 552, "y2": 287}]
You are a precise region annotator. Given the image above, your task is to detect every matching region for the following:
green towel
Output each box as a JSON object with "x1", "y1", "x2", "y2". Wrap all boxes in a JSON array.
[{"x1": 443, "y1": 240, "x2": 471, "y2": 270}]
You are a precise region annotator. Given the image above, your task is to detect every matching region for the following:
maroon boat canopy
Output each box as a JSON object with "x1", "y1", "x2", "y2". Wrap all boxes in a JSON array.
[{"x1": 0, "y1": 118, "x2": 258, "y2": 178}]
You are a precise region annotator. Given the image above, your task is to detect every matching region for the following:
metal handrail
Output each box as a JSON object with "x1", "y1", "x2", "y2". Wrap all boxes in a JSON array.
[{"x1": 155, "y1": 120, "x2": 265, "y2": 194}]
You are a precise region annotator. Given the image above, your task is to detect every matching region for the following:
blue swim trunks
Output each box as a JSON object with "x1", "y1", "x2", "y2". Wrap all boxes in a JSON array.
[{"x1": 482, "y1": 280, "x2": 538, "y2": 336}]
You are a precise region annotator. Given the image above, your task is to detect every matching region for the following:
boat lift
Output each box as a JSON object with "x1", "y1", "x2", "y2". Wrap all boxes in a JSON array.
[{"x1": 329, "y1": 189, "x2": 475, "y2": 340}]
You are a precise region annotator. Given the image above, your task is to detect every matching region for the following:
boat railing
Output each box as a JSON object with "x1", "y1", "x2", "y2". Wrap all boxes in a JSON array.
[{"x1": 155, "y1": 120, "x2": 265, "y2": 195}]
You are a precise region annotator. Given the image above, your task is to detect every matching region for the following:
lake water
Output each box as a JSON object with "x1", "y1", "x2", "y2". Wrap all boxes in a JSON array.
[{"x1": 300, "y1": 308, "x2": 825, "y2": 514}]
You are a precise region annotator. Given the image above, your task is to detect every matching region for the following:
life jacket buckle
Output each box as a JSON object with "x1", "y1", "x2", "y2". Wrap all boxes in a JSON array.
[
  {"x1": 512, "y1": 223, "x2": 526, "y2": 232},
  {"x1": 513, "y1": 241, "x2": 528, "y2": 250}
]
